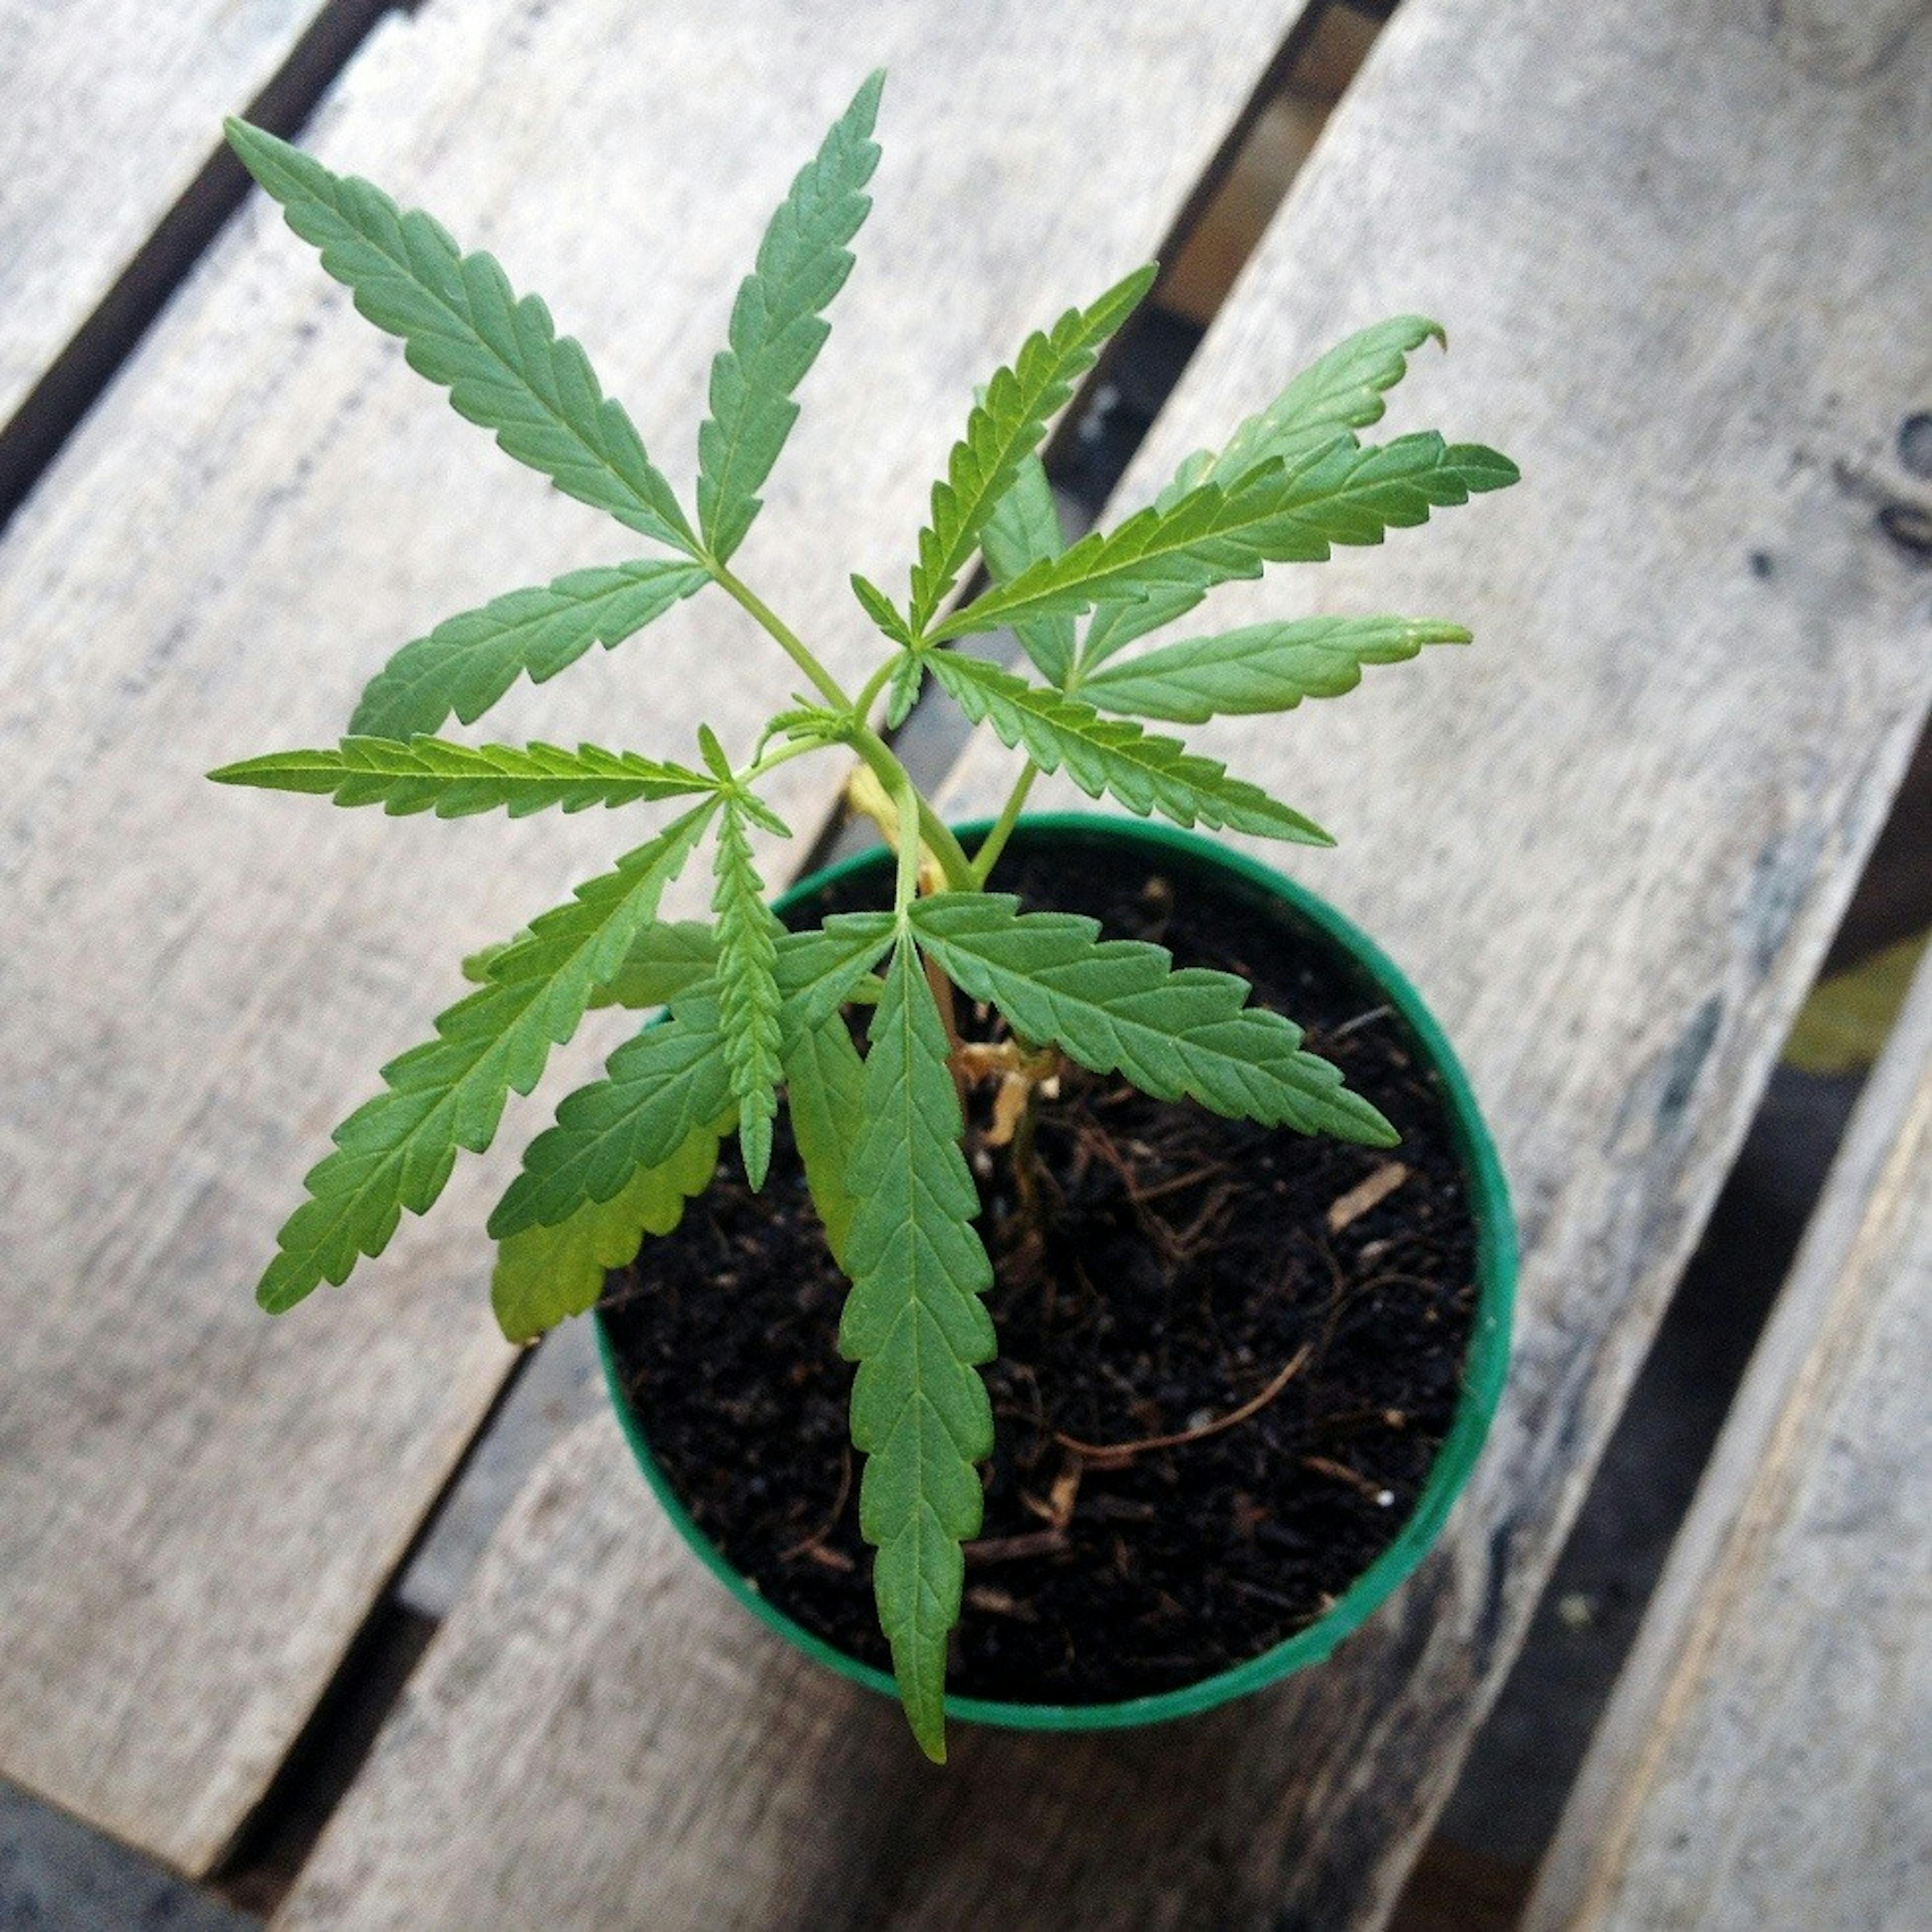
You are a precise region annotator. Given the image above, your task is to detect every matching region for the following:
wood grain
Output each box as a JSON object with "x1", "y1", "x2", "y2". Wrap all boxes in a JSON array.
[
  {"x1": 0, "y1": 0, "x2": 1303, "y2": 1876},
  {"x1": 1525, "y1": 951, "x2": 1932, "y2": 1931},
  {"x1": 0, "y1": 0, "x2": 341, "y2": 432},
  {"x1": 279, "y1": 0, "x2": 1932, "y2": 1925}
]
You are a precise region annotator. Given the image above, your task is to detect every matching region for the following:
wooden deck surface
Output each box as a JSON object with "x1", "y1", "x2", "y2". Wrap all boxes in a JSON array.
[
  {"x1": 0, "y1": 0, "x2": 354, "y2": 432},
  {"x1": 273, "y1": 1, "x2": 1932, "y2": 1926},
  {"x1": 5, "y1": 0, "x2": 1930, "y2": 1920},
  {"x1": 0, "y1": 0, "x2": 1305, "y2": 1875},
  {"x1": 1526, "y1": 949, "x2": 1932, "y2": 1931}
]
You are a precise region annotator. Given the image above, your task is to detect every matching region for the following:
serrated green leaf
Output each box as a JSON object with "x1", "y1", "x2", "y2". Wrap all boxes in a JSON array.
[
  {"x1": 926, "y1": 651, "x2": 1330, "y2": 845},
  {"x1": 490, "y1": 913, "x2": 896, "y2": 1237},
  {"x1": 783, "y1": 1010, "x2": 866, "y2": 1268},
  {"x1": 908, "y1": 264, "x2": 1155, "y2": 633},
  {"x1": 349, "y1": 559, "x2": 708, "y2": 740},
  {"x1": 934, "y1": 432, "x2": 1516, "y2": 647},
  {"x1": 850, "y1": 572, "x2": 913, "y2": 645},
  {"x1": 210, "y1": 736, "x2": 715, "y2": 818},
  {"x1": 225, "y1": 118, "x2": 695, "y2": 551},
  {"x1": 256, "y1": 802, "x2": 715, "y2": 1313},
  {"x1": 490, "y1": 1116, "x2": 726, "y2": 1342},
  {"x1": 712, "y1": 803, "x2": 784, "y2": 1188},
  {"x1": 883, "y1": 652, "x2": 925, "y2": 730},
  {"x1": 697, "y1": 73, "x2": 883, "y2": 561},
  {"x1": 840, "y1": 937, "x2": 995, "y2": 1762},
  {"x1": 1079, "y1": 615, "x2": 1470, "y2": 723},
  {"x1": 696, "y1": 725, "x2": 733, "y2": 782},
  {"x1": 909, "y1": 894, "x2": 1398, "y2": 1145},
  {"x1": 1083, "y1": 316, "x2": 1446, "y2": 667},
  {"x1": 587, "y1": 920, "x2": 718, "y2": 1008},
  {"x1": 980, "y1": 451, "x2": 1075, "y2": 686},
  {"x1": 1215, "y1": 314, "x2": 1447, "y2": 480}
]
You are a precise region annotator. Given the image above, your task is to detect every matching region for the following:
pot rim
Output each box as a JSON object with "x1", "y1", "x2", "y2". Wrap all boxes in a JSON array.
[{"x1": 596, "y1": 812, "x2": 1515, "y2": 1732}]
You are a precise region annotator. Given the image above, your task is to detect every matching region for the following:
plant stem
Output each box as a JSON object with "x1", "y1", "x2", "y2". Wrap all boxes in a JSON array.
[
  {"x1": 709, "y1": 559, "x2": 853, "y2": 711},
  {"x1": 891, "y1": 764, "x2": 923, "y2": 912},
  {"x1": 736, "y1": 735, "x2": 824, "y2": 787},
  {"x1": 852, "y1": 655, "x2": 900, "y2": 721},
  {"x1": 969, "y1": 762, "x2": 1038, "y2": 886},
  {"x1": 848, "y1": 723, "x2": 976, "y2": 892}
]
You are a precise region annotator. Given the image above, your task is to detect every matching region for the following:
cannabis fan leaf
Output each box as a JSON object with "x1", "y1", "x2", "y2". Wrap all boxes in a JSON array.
[
  {"x1": 491, "y1": 1119, "x2": 727, "y2": 1343},
  {"x1": 350, "y1": 559, "x2": 709, "y2": 741},
  {"x1": 840, "y1": 938, "x2": 996, "y2": 1762},
  {"x1": 255, "y1": 803, "x2": 713, "y2": 1314},
  {"x1": 210, "y1": 737, "x2": 715, "y2": 818},
  {"x1": 697, "y1": 72, "x2": 883, "y2": 561},
  {"x1": 933, "y1": 431, "x2": 1516, "y2": 645},
  {"x1": 927, "y1": 651, "x2": 1330, "y2": 844},
  {"x1": 910, "y1": 895, "x2": 1398, "y2": 1145},
  {"x1": 906, "y1": 264, "x2": 1155, "y2": 634},
  {"x1": 1081, "y1": 313, "x2": 1453, "y2": 667},
  {"x1": 226, "y1": 120, "x2": 695, "y2": 553},
  {"x1": 216, "y1": 72, "x2": 1516, "y2": 1759},
  {"x1": 1078, "y1": 614, "x2": 1471, "y2": 723}
]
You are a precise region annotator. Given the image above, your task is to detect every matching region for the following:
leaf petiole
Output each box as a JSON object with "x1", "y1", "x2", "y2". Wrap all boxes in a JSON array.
[
  {"x1": 969, "y1": 760, "x2": 1038, "y2": 886},
  {"x1": 708, "y1": 558, "x2": 853, "y2": 711},
  {"x1": 847, "y1": 722, "x2": 975, "y2": 891}
]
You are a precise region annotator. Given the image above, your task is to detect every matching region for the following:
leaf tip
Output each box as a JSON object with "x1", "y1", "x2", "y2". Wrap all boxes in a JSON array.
[{"x1": 741, "y1": 1114, "x2": 773, "y2": 1191}]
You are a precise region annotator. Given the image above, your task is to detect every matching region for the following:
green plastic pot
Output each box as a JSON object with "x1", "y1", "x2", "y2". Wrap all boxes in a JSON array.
[{"x1": 597, "y1": 813, "x2": 1515, "y2": 1733}]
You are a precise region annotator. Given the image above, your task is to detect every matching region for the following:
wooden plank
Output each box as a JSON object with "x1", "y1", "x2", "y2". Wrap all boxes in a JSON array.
[
  {"x1": 1524, "y1": 951, "x2": 1932, "y2": 1932},
  {"x1": 278, "y1": 0, "x2": 1932, "y2": 1925},
  {"x1": 0, "y1": 0, "x2": 348, "y2": 433},
  {"x1": 0, "y1": 0, "x2": 1305, "y2": 1876}
]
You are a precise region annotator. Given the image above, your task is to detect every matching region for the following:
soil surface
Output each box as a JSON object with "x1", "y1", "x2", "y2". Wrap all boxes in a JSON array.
[{"x1": 601, "y1": 824, "x2": 1479, "y2": 1705}]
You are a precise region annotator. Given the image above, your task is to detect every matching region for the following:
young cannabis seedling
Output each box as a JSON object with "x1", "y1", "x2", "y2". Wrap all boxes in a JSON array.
[{"x1": 211, "y1": 72, "x2": 1516, "y2": 1760}]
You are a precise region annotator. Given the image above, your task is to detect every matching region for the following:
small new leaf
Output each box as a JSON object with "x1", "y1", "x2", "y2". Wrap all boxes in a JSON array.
[
  {"x1": 840, "y1": 938, "x2": 995, "y2": 1761},
  {"x1": 491, "y1": 1117, "x2": 726, "y2": 1342},
  {"x1": 910, "y1": 894, "x2": 1398, "y2": 1145},
  {"x1": 927, "y1": 652, "x2": 1330, "y2": 845},
  {"x1": 209, "y1": 737, "x2": 715, "y2": 818},
  {"x1": 783, "y1": 1010, "x2": 867, "y2": 1268},
  {"x1": 883, "y1": 652, "x2": 925, "y2": 731},
  {"x1": 850, "y1": 573, "x2": 914, "y2": 645},
  {"x1": 697, "y1": 73, "x2": 884, "y2": 561},
  {"x1": 980, "y1": 452, "x2": 1074, "y2": 686},
  {"x1": 1079, "y1": 615, "x2": 1471, "y2": 723},
  {"x1": 349, "y1": 559, "x2": 708, "y2": 741},
  {"x1": 256, "y1": 802, "x2": 714, "y2": 1312},
  {"x1": 907, "y1": 264, "x2": 1155, "y2": 633},
  {"x1": 932, "y1": 433, "x2": 1517, "y2": 646},
  {"x1": 712, "y1": 802, "x2": 784, "y2": 1188},
  {"x1": 225, "y1": 119, "x2": 694, "y2": 551},
  {"x1": 490, "y1": 914, "x2": 896, "y2": 1237}
]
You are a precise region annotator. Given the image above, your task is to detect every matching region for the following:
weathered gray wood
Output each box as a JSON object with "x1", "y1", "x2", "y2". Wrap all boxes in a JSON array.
[
  {"x1": 0, "y1": 0, "x2": 342, "y2": 431},
  {"x1": 0, "y1": 0, "x2": 1304, "y2": 1876},
  {"x1": 1524, "y1": 951, "x2": 1932, "y2": 1932},
  {"x1": 278, "y1": 0, "x2": 1932, "y2": 1925}
]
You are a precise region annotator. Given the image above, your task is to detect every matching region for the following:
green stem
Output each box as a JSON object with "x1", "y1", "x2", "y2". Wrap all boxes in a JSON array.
[
  {"x1": 709, "y1": 560, "x2": 852, "y2": 711},
  {"x1": 852, "y1": 654, "x2": 901, "y2": 721},
  {"x1": 969, "y1": 762, "x2": 1038, "y2": 886},
  {"x1": 891, "y1": 766, "x2": 923, "y2": 912},
  {"x1": 737, "y1": 734, "x2": 824, "y2": 788},
  {"x1": 848, "y1": 724, "x2": 976, "y2": 892}
]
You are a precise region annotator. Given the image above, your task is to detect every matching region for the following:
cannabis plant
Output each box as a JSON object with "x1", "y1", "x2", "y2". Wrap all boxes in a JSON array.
[{"x1": 212, "y1": 74, "x2": 1515, "y2": 1759}]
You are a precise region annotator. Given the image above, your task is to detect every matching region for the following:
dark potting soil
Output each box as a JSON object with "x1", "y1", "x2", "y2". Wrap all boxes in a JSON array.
[{"x1": 600, "y1": 825, "x2": 1479, "y2": 1706}]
